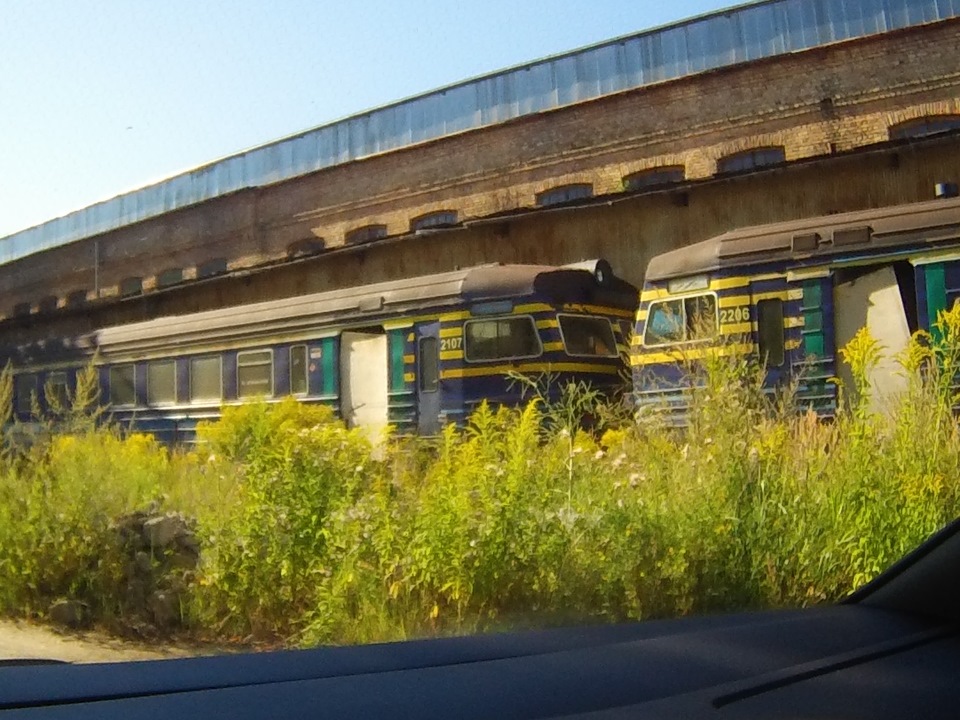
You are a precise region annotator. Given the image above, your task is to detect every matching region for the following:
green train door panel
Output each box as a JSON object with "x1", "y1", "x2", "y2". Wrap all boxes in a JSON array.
[{"x1": 792, "y1": 272, "x2": 836, "y2": 414}]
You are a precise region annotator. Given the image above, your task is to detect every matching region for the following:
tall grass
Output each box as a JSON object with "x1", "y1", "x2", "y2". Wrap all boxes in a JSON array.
[
  {"x1": 0, "y1": 366, "x2": 199, "y2": 621},
  {"x1": 0, "y1": 314, "x2": 959, "y2": 646}
]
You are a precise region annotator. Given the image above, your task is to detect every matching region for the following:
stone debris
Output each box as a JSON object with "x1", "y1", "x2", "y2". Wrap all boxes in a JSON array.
[
  {"x1": 44, "y1": 509, "x2": 201, "y2": 635},
  {"x1": 143, "y1": 514, "x2": 187, "y2": 549},
  {"x1": 110, "y1": 509, "x2": 201, "y2": 633},
  {"x1": 48, "y1": 599, "x2": 89, "y2": 629}
]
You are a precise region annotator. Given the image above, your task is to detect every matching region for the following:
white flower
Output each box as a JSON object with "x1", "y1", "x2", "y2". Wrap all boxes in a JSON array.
[{"x1": 557, "y1": 507, "x2": 580, "y2": 531}]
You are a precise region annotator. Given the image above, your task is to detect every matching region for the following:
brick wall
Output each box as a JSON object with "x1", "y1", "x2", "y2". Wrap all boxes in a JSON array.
[{"x1": 3, "y1": 17, "x2": 960, "y2": 323}]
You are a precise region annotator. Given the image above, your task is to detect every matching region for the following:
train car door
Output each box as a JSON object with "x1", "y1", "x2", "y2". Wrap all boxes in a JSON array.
[
  {"x1": 833, "y1": 264, "x2": 914, "y2": 413},
  {"x1": 416, "y1": 322, "x2": 442, "y2": 435},
  {"x1": 751, "y1": 285, "x2": 788, "y2": 388},
  {"x1": 340, "y1": 329, "x2": 389, "y2": 436}
]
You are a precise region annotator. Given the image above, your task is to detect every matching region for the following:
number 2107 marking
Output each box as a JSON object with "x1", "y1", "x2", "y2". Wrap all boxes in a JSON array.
[
  {"x1": 440, "y1": 337, "x2": 463, "y2": 351},
  {"x1": 719, "y1": 306, "x2": 750, "y2": 324}
]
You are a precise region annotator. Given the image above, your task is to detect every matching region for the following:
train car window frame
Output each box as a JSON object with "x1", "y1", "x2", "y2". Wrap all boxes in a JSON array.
[
  {"x1": 643, "y1": 292, "x2": 719, "y2": 347},
  {"x1": 108, "y1": 364, "x2": 136, "y2": 407},
  {"x1": 147, "y1": 360, "x2": 176, "y2": 406},
  {"x1": 463, "y1": 315, "x2": 543, "y2": 363},
  {"x1": 419, "y1": 337, "x2": 439, "y2": 392},
  {"x1": 45, "y1": 371, "x2": 70, "y2": 410},
  {"x1": 189, "y1": 355, "x2": 222, "y2": 404},
  {"x1": 756, "y1": 298, "x2": 786, "y2": 368},
  {"x1": 237, "y1": 349, "x2": 274, "y2": 399},
  {"x1": 557, "y1": 314, "x2": 618, "y2": 358},
  {"x1": 289, "y1": 345, "x2": 308, "y2": 396},
  {"x1": 14, "y1": 373, "x2": 37, "y2": 416}
]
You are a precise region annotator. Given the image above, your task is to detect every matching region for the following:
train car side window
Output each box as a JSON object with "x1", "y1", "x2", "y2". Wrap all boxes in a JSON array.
[
  {"x1": 46, "y1": 371, "x2": 70, "y2": 410},
  {"x1": 109, "y1": 365, "x2": 136, "y2": 407},
  {"x1": 15, "y1": 374, "x2": 37, "y2": 416},
  {"x1": 290, "y1": 346, "x2": 308, "y2": 396},
  {"x1": 237, "y1": 350, "x2": 273, "y2": 399},
  {"x1": 644, "y1": 293, "x2": 718, "y2": 346},
  {"x1": 190, "y1": 356, "x2": 222, "y2": 403},
  {"x1": 419, "y1": 337, "x2": 439, "y2": 392},
  {"x1": 464, "y1": 316, "x2": 542, "y2": 362},
  {"x1": 147, "y1": 360, "x2": 176, "y2": 405},
  {"x1": 757, "y1": 299, "x2": 785, "y2": 367},
  {"x1": 558, "y1": 315, "x2": 618, "y2": 357}
]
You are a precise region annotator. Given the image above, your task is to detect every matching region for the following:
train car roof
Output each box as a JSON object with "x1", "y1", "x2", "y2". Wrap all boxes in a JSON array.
[
  {"x1": 82, "y1": 261, "x2": 633, "y2": 358},
  {"x1": 645, "y1": 195, "x2": 960, "y2": 282}
]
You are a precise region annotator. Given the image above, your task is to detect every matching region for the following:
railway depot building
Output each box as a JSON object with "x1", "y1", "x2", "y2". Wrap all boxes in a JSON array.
[{"x1": 3, "y1": 0, "x2": 960, "y2": 343}]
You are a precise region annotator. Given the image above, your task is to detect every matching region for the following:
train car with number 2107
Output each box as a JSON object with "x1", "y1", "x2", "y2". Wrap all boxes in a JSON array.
[{"x1": 7, "y1": 260, "x2": 637, "y2": 443}]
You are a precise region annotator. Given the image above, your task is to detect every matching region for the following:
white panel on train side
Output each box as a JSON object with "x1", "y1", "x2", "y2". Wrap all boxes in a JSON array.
[
  {"x1": 834, "y1": 265, "x2": 911, "y2": 415},
  {"x1": 339, "y1": 331, "x2": 389, "y2": 437}
]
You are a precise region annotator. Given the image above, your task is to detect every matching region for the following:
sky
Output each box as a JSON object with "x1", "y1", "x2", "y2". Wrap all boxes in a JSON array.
[{"x1": 0, "y1": 0, "x2": 737, "y2": 239}]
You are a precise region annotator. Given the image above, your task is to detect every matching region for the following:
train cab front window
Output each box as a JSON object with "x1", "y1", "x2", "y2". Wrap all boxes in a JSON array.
[
  {"x1": 464, "y1": 316, "x2": 542, "y2": 362},
  {"x1": 644, "y1": 294, "x2": 718, "y2": 346},
  {"x1": 558, "y1": 315, "x2": 617, "y2": 357}
]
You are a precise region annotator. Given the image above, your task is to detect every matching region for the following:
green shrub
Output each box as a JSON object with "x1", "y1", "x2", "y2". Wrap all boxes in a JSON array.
[
  {"x1": 0, "y1": 429, "x2": 191, "y2": 619},
  {"x1": 191, "y1": 399, "x2": 385, "y2": 640}
]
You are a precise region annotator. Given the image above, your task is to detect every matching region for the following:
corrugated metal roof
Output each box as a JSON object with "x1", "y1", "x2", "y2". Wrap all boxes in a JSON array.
[{"x1": 3, "y1": 0, "x2": 958, "y2": 266}]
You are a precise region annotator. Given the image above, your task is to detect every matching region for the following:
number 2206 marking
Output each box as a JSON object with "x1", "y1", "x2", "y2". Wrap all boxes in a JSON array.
[
  {"x1": 440, "y1": 337, "x2": 463, "y2": 351},
  {"x1": 719, "y1": 306, "x2": 750, "y2": 324}
]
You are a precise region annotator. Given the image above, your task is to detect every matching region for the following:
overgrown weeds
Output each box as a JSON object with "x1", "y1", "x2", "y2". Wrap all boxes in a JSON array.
[{"x1": 0, "y1": 318, "x2": 959, "y2": 646}]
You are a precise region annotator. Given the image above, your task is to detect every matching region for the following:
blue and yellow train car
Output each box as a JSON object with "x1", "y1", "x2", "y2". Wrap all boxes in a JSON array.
[
  {"x1": 7, "y1": 261, "x2": 636, "y2": 442},
  {"x1": 632, "y1": 193, "x2": 960, "y2": 417}
]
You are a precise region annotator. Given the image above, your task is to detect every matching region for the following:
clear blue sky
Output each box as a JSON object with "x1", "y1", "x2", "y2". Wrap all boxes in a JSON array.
[{"x1": 0, "y1": 0, "x2": 737, "y2": 238}]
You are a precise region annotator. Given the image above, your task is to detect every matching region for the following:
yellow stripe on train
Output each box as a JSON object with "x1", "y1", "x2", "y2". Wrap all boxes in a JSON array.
[
  {"x1": 513, "y1": 303, "x2": 554, "y2": 314},
  {"x1": 442, "y1": 362, "x2": 621, "y2": 379},
  {"x1": 630, "y1": 342, "x2": 754, "y2": 366},
  {"x1": 561, "y1": 303, "x2": 635, "y2": 318}
]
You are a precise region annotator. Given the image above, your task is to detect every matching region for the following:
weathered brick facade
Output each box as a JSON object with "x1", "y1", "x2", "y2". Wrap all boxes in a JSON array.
[{"x1": 3, "y1": 17, "x2": 960, "y2": 328}]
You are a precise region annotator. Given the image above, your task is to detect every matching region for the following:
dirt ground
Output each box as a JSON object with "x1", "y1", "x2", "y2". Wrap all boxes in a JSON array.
[{"x1": 0, "y1": 618, "x2": 221, "y2": 664}]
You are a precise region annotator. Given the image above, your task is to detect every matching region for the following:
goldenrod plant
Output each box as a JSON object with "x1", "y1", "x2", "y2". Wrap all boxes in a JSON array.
[{"x1": 0, "y1": 329, "x2": 958, "y2": 644}]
